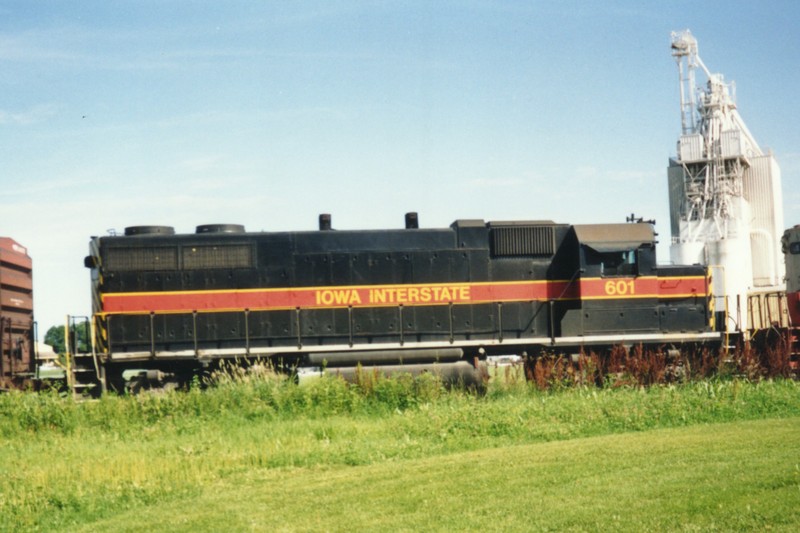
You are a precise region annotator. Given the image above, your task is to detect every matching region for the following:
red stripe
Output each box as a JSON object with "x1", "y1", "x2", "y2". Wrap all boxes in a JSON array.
[
  {"x1": 100, "y1": 276, "x2": 709, "y2": 314},
  {"x1": 578, "y1": 276, "x2": 708, "y2": 299}
]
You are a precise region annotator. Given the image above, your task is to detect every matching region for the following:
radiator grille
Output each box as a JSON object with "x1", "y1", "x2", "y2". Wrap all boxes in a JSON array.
[
  {"x1": 182, "y1": 245, "x2": 254, "y2": 269},
  {"x1": 105, "y1": 247, "x2": 178, "y2": 271},
  {"x1": 491, "y1": 226, "x2": 556, "y2": 257}
]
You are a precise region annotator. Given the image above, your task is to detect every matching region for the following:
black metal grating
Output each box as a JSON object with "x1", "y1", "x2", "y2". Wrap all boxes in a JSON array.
[
  {"x1": 105, "y1": 247, "x2": 178, "y2": 271},
  {"x1": 182, "y1": 245, "x2": 254, "y2": 269},
  {"x1": 491, "y1": 225, "x2": 556, "y2": 257}
]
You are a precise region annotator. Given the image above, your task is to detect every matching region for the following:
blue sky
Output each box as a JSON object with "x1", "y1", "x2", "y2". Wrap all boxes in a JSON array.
[{"x1": 2, "y1": 1, "x2": 799, "y2": 331}]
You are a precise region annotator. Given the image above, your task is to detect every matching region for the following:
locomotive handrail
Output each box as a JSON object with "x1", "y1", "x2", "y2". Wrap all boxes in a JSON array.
[
  {"x1": 497, "y1": 302, "x2": 503, "y2": 343},
  {"x1": 244, "y1": 309, "x2": 251, "y2": 356},
  {"x1": 149, "y1": 312, "x2": 156, "y2": 357},
  {"x1": 115, "y1": 300, "x2": 508, "y2": 355},
  {"x1": 348, "y1": 306, "x2": 354, "y2": 347},
  {"x1": 448, "y1": 302, "x2": 454, "y2": 344},
  {"x1": 63, "y1": 315, "x2": 92, "y2": 388},
  {"x1": 192, "y1": 311, "x2": 198, "y2": 356},
  {"x1": 398, "y1": 305, "x2": 404, "y2": 346},
  {"x1": 97, "y1": 276, "x2": 722, "y2": 361},
  {"x1": 295, "y1": 307, "x2": 302, "y2": 349},
  {"x1": 107, "y1": 315, "x2": 113, "y2": 355},
  {"x1": 63, "y1": 316, "x2": 72, "y2": 390}
]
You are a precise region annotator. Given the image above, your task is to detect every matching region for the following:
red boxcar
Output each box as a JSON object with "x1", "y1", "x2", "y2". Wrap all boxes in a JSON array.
[{"x1": 0, "y1": 237, "x2": 35, "y2": 389}]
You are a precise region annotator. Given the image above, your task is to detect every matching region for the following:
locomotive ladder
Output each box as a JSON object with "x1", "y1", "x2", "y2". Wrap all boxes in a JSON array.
[{"x1": 64, "y1": 316, "x2": 102, "y2": 398}]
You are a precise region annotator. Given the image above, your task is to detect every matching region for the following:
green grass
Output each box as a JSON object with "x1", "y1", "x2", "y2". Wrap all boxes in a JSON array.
[
  {"x1": 1, "y1": 374, "x2": 799, "y2": 531},
  {"x1": 73, "y1": 418, "x2": 800, "y2": 532}
]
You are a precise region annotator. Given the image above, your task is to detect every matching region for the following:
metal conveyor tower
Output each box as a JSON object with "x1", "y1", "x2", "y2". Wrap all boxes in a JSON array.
[{"x1": 667, "y1": 30, "x2": 784, "y2": 332}]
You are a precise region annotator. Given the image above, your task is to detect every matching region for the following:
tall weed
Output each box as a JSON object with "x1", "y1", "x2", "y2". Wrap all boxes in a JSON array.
[{"x1": 524, "y1": 342, "x2": 797, "y2": 391}]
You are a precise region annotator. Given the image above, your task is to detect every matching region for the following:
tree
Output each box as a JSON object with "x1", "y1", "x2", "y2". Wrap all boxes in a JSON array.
[{"x1": 44, "y1": 321, "x2": 90, "y2": 354}]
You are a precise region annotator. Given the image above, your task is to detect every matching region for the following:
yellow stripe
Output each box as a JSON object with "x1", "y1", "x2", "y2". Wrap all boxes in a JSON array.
[{"x1": 99, "y1": 279, "x2": 549, "y2": 300}]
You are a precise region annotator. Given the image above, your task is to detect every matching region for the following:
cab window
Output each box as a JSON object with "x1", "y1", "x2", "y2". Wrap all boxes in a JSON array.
[
  {"x1": 584, "y1": 247, "x2": 638, "y2": 277},
  {"x1": 600, "y1": 250, "x2": 637, "y2": 276}
]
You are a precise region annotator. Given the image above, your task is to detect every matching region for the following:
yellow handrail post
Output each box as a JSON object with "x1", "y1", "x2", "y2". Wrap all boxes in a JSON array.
[{"x1": 64, "y1": 315, "x2": 73, "y2": 390}]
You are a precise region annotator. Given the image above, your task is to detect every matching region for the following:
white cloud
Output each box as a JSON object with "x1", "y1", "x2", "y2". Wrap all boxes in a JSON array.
[
  {"x1": 0, "y1": 32, "x2": 81, "y2": 62},
  {"x1": 0, "y1": 103, "x2": 59, "y2": 125}
]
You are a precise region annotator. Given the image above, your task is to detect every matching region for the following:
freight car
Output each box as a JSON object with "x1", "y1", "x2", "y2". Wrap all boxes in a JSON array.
[
  {"x1": 0, "y1": 237, "x2": 36, "y2": 390},
  {"x1": 81, "y1": 215, "x2": 719, "y2": 392}
]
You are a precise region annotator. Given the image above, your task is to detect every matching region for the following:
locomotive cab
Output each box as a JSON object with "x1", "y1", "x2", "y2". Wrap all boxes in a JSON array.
[
  {"x1": 558, "y1": 223, "x2": 663, "y2": 337},
  {"x1": 575, "y1": 223, "x2": 656, "y2": 278}
]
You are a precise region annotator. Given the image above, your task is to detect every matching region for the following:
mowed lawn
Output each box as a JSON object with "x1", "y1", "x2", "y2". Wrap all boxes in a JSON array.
[
  {"x1": 75, "y1": 417, "x2": 800, "y2": 532},
  {"x1": 4, "y1": 377, "x2": 800, "y2": 531}
]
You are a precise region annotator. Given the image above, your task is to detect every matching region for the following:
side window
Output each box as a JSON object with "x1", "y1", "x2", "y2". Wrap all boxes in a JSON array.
[
  {"x1": 583, "y1": 247, "x2": 638, "y2": 277},
  {"x1": 599, "y1": 250, "x2": 637, "y2": 277},
  {"x1": 790, "y1": 242, "x2": 800, "y2": 255}
]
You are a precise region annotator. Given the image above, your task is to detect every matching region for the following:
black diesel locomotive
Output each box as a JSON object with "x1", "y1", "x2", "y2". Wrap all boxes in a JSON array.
[{"x1": 83, "y1": 214, "x2": 717, "y2": 390}]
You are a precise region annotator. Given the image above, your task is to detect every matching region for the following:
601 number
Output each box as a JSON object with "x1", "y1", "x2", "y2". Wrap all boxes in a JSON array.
[{"x1": 604, "y1": 280, "x2": 635, "y2": 295}]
